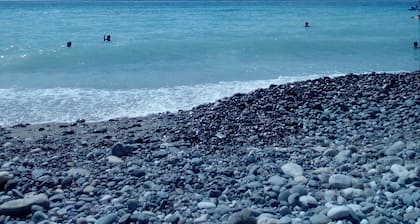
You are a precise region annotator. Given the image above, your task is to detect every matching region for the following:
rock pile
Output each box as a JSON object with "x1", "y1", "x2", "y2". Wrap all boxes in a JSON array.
[{"x1": 0, "y1": 72, "x2": 419, "y2": 223}]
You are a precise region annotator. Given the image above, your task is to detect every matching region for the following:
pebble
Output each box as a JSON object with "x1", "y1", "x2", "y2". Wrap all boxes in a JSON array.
[
  {"x1": 390, "y1": 164, "x2": 410, "y2": 179},
  {"x1": 281, "y1": 162, "x2": 304, "y2": 178},
  {"x1": 228, "y1": 209, "x2": 257, "y2": 224},
  {"x1": 96, "y1": 213, "x2": 117, "y2": 224},
  {"x1": 197, "y1": 201, "x2": 216, "y2": 209},
  {"x1": 267, "y1": 175, "x2": 287, "y2": 186},
  {"x1": 309, "y1": 214, "x2": 330, "y2": 224},
  {"x1": 111, "y1": 143, "x2": 135, "y2": 157},
  {"x1": 329, "y1": 174, "x2": 353, "y2": 189},
  {"x1": 298, "y1": 195, "x2": 318, "y2": 208},
  {"x1": 327, "y1": 206, "x2": 358, "y2": 223},
  {"x1": 385, "y1": 141, "x2": 405, "y2": 156},
  {"x1": 107, "y1": 156, "x2": 123, "y2": 164},
  {"x1": 0, "y1": 194, "x2": 50, "y2": 217}
]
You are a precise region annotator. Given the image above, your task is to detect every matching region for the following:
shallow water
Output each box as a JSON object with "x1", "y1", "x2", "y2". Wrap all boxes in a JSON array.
[{"x1": 0, "y1": 0, "x2": 419, "y2": 125}]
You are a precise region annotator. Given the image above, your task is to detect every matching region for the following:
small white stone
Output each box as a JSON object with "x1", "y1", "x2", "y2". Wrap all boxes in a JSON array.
[
  {"x1": 390, "y1": 164, "x2": 410, "y2": 179},
  {"x1": 194, "y1": 214, "x2": 208, "y2": 223},
  {"x1": 197, "y1": 201, "x2": 216, "y2": 209},
  {"x1": 281, "y1": 162, "x2": 303, "y2": 178},
  {"x1": 107, "y1": 156, "x2": 123, "y2": 164}
]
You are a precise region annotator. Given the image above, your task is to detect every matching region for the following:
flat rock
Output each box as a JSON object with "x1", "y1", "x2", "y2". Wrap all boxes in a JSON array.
[
  {"x1": 67, "y1": 168, "x2": 90, "y2": 177},
  {"x1": 228, "y1": 209, "x2": 257, "y2": 224},
  {"x1": 111, "y1": 143, "x2": 135, "y2": 157},
  {"x1": 327, "y1": 205, "x2": 359, "y2": 222},
  {"x1": 257, "y1": 217, "x2": 282, "y2": 224},
  {"x1": 390, "y1": 164, "x2": 410, "y2": 179},
  {"x1": 96, "y1": 213, "x2": 117, "y2": 224},
  {"x1": 0, "y1": 194, "x2": 49, "y2": 217},
  {"x1": 0, "y1": 171, "x2": 12, "y2": 190},
  {"x1": 267, "y1": 175, "x2": 287, "y2": 186},
  {"x1": 197, "y1": 201, "x2": 216, "y2": 209},
  {"x1": 329, "y1": 174, "x2": 352, "y2": 189},
  {"x1": 309, "y1": 214, "x2": 330, "y2": 224},
  {"x1": 281, "y1": 162, "x2": 303, "y2": 178},
  {"x1": 299, "y1": 195, "x2": 318, "y2": 208},
  {"x1": 385, "y1": 141, "x2": 405, "y2": 156},
  {"x1": 377, "y1": 156, "x2": 403, "y2": 166},
  {"x1": 107, "y1": 156, "x2": 123, "y2": 164}
]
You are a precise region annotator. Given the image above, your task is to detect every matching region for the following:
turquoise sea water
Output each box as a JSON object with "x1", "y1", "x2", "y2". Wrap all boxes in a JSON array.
[{"x1": 0, "y1": 0, "x2": 419, "y2": 126}]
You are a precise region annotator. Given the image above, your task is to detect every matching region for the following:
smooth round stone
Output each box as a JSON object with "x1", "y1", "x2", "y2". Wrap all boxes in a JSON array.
[
  {"x1": 323, "y1": 149, "x2": 338, "y2": 157},
  {"x1": 341, "y1": 188, "x2": 364, "y2": 199},
  {"x1": 194, "y1": 214, "x2": 208, "y2": 223},
  {"x1": 107, "y1": 156, "x2": 123, "y2": 164},
  {"x1": 385, "y1": 141, "x2": 405, "y2": 156},
  {"x1": 299, "y1": 195, "x2": 318, "y2": 208},
  {"x1": 208, "y1": 190, "x2": 222, "y2": 198},
  {"x1": 309, "y1": 214, "x2": 330, "y2": 224},
  {"x1": 329, "y1": 174, "x2": 352, "y2": 189},
  {"x1": 128, "y1": 166, "x2": 146, "y2": 178},
  {"x1": 197, "y1": 201, "x2": 216, "y2": 209},
  {"x1": 281, "y1": 163, "x2": 303, "y2": 178},
  {"x1": 267, "y1": 175, "x2": 287, "y2": 186},
  {"x1": 228, "y1": 209, "x2": 257, "y2": 224},
  {"x1": 0, "y1": 171, "x2": 12, "y2": 189},
  {"x1": 67, "y1": 168, "x2": 90, "y2": 177},
  {"x1": 111, "y1": 143, "x2": 134, "y2": 157},
  {"x1": 96, "y1": 213, "x2": 117, "y2": 224},
  {"x1": 289, "y1": 185, "x2": 307, "y2": 196},
  {"x1": 31, "y1": 211, "x2": 48, "y2": 223},
  {"x1": 82, "y1": 186, "x2": 95, "y2": 194},
  {"x1": 127, "y1": 199, "x2": 139, "y2": 211},
  {"x1": 377, "y1": 156, "x2": 403, "y2": 166},
  {"x1": 257, "y1": 216, "x2": 282, "y2": 224},
  {"x1": 327, "y1": 206, "x2": 357, "y2": 221},
  {"x1": 294, "y1": 176, "x2": 308, "y2": 184},
  {"x1": 390, "y1": 164, "x2": 410, "y2": 179},
  {"x1": 0, "y1": 194, "x2": 49, "y2": 217}
]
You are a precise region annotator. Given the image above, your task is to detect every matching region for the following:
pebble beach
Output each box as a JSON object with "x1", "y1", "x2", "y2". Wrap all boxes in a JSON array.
[{"x1": 0, "y1": 72, "x2": 419, "y2": 224}]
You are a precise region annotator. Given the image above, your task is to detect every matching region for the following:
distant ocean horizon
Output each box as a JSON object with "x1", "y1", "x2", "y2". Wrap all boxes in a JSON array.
[{"x1": 1, "y1": 0, "x2": 419, "y2": 126}]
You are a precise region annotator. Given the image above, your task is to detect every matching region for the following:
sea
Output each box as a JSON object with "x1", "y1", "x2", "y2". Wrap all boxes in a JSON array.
[{"x1": 1, "y1": 0, "x2": 419, "y2": 126}]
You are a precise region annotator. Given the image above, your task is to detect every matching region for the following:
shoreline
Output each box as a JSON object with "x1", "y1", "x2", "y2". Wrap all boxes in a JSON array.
[{"x1": 0, "y1": 71, "x2": 419, "y2": 223}]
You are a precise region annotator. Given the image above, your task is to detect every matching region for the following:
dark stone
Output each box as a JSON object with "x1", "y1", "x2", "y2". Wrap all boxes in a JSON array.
[
  {"x1": 127, "y1": 199, "x2": 139, "y2": 211},
  {"x1": 111, "y1": 143, "x2": 135, "y2": 157},
  {"x1": 96, "y1": 213, "x2": 118, "y2": 224}
]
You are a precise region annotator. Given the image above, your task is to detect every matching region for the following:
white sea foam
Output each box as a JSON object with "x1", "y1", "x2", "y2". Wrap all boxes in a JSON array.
[{"x1": 0, "y1": 74, "x2": 338, "y2": 126}]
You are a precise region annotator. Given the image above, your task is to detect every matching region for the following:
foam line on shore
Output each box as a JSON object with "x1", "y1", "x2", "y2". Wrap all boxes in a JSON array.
[{"x1": 0, "y1": 73, "x2": 339, "y2": 127}]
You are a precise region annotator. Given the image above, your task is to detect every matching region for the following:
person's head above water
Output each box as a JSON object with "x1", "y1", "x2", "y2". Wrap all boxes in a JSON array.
[
  {"x1": 66, "y1": 41, "x2": 72, "y2": 48},
  {"x1": 104, "y1": 34, "x2": 111, "y2": 42},
  {"x1": 304, "y1": 22, "x2": 310, "y2": 27},
  {"x1": 414, "y1": 41, "x2": 419, "y2": 48}
]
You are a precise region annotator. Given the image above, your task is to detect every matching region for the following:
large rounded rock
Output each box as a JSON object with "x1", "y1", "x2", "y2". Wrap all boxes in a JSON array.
[
  {"x1": 327, "y1": 206, "x2": 359, "y2": 223},
  {"x1": 0, "y1": 171, "x2": 13, "y2": 191},
  {"x1": 0, "y1": 194, "x2": 49, "y2": 217},
  {"x1": 111, "y1": 143, "x2": 135, "y2": 157},
  {"x1": 281, "y1": 162, "x2": 303, "y2": 178},
  {"x1": 329, "y1": 174, "x2": 352, "y2": 189},
  {"x1": 228, "y1": 209, "x2": 257, "y2": 224},
  {"x1": 385, "y1": 141, "x2": 405, "y2": 156}
]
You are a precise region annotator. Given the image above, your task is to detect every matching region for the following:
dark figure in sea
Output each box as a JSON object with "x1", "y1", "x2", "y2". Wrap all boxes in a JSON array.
[
  {"x1": 304, "y1": 22, "x2": 310, "y2": 27},
  {"x1": 104, "y1": 34, "x2": 111, "y2": 42},
  {"x1": 414, "y1": 41, "x2": 418, "y2": 48},
  {"x1": 66, "y1": 41, "x2": 72, "y2": 48}
]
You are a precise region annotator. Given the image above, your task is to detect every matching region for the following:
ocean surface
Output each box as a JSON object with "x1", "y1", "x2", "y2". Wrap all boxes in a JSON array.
[{"x1": 1, "y1": 0, "x2": 419, "y2": 126}]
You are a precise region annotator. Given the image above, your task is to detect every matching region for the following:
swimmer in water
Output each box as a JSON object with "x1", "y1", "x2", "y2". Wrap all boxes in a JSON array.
[
  {"x1": 66, "y1": 41, "x2": 72, "y2": 48},
  {"x1": 414, "y1": 41, "x2": 419, "y2": 48},
  {"x1": 104, "y1": 34, "x2": 111, "y2": 42},
  {"x1": 304, "y1": 22, "x2": 310, "y2": 27}
]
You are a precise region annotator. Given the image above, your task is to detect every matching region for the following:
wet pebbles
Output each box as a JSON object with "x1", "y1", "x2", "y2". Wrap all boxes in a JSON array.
[{"x1": 0, "y1": 72, "x2": 419, "y2": 223}]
